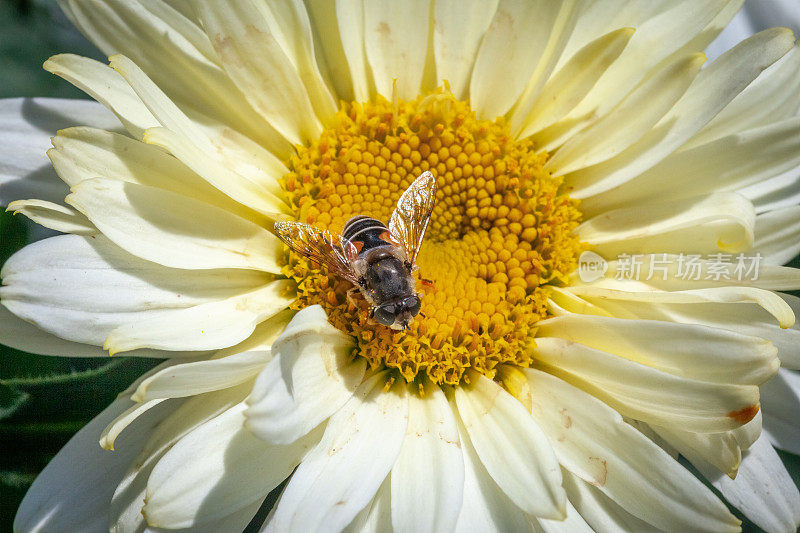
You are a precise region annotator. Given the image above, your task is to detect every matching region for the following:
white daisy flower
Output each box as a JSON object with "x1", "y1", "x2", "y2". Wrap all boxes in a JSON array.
[{"x1": 2, "y1": 0, "x2": 800, "y2": 532}]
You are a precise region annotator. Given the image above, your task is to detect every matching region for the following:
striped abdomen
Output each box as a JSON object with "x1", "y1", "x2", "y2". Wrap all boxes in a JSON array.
[{"x1": 343, "y1": 215, "x2": 393, "y2": 255}]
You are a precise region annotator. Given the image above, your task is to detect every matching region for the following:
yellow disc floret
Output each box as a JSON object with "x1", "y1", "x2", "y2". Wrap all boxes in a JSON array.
[{"x1": 281, "y1": 89, "x2": 583, "y2": 386}]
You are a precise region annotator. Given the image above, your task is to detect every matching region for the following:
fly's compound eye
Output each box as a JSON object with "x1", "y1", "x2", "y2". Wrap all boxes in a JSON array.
[
  {"x1": 403, "y1": 296, "x2": 422, "y2": 317},
  {"x1": 373, "y1": 305, "x2": 396, "y2": 326}
]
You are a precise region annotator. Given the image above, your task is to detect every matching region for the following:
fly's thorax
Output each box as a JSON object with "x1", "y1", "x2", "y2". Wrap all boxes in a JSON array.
[{"x1": 363, "y1": 253, "x2": 415, "y2": 304}]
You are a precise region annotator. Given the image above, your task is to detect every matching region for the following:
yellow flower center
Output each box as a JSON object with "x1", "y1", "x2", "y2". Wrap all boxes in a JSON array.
[{"x1": 280, "y1": 90, "x2": 583, "y2": 386}]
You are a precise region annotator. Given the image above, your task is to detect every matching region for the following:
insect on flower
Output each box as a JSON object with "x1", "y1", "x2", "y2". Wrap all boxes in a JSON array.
[{"x1": 275, "y1": 171, "x2": 437, "y2": 330}]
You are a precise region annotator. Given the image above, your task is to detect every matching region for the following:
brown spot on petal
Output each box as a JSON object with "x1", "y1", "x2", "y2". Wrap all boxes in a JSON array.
[{"x1": 727, "y1": 404, "x2": 760, "y2": 425}]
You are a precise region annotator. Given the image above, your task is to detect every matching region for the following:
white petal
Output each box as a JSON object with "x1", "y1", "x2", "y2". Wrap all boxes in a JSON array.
[
  {"x1": 266, "y1": 372, "x2": 409, "y2": 533},
  {"x1": 104, "y1": 280, "x2": 293, "y2": 354},
  {"x1": 107, "y1": 53, "x2": 291, "y2": 190},
  {"x1": 342, "y1": 477, "x2": 392, "y2": 533},
  {"x1": 515, "y1": 27, "x2": 634, "y2": 138},
  {"x1": 577, "y1": 192, "x2": 755, "y2": 256},
  {"x1": 561, "y1": 470, "x2": 660, "y2": 533},
  {"x1": 532, "y1": 337, "x2": 761, "y2": 432},
  {"x1": 583, "y1": 116, "x2": 800, "y2": 216},
  {"x1": 391, "y1": 380, "x2": 463, "y2": 533},
  {"x1": 14, "y1": 390, "x2": 177, "y2": 532},
  {"x1": 141, "y1": 126, "x2": 288, "y2": 218},
  {"x1": 144, "y1": 403, "x2": 321, "y2": 529},
  {"x1": 110, "y1": 383, "x2": 253, "y2": 533},
  {"x1": 195, "y1": 0, "x2": 326, "y2": 146},
  {"x1": 0, "y1": 303, "x2": 108, "y2": 357},
  {"x1": 100, "y1": 399, "x2": 168, "y2": 451},
  {"x1": 43, "y1": 54, "x2": 159, "y2": 139},
  {"x1": 566, "y1": 284, "x2": 795, "y2": 328},
  {"x1": 66, "y1": 178, "x2": 282, "y2": 272},
  {"x1": 525, "y1": 368, "x2": 740, "y2": 532},
  {"x1": 302, "y1": 0, "x2": 356, "y2": 102},
  {"x1": 7, "y1": 199, "x2": 95, "y2": 235},
  {"x1": 245, "y1": 305, "x2": 365, "y2": 445},
  {"x1": 761, "y1": 369, "x2": 800, "y2": 455},
  {"x1": 0, "y1": 97, "x2": 116, "y2": 206},
  {"x1": 469, "y1": 0, "x2": 563, "y2": 120},
  {"x1": 48, "y1": 126, "x2": 271, "y2": 222},
  {"x1": 754, "y1": 205, "x2": 800, "y2": 265},
  {"x1": 1, "y1": 234, "x2": 268, "y2": 349},
  {"x1": 536, "y1": 314, "x2": 779, "y2": 385},
  {"x1": 433, "y1": 0, "x2": 498, "y2": 100},
  {"x1": 694, "y1": 435, "x2": 800, "y2": 533},
  {"x1": 363, "y1": 0, "x2": 432, "y2": 100},
  {"x1": 453, "y1": 406, "x2": 531, "y2": 533},
  {"x1": 454, "y1": 372, "x2": 566, "y2": 520},
  {"x1": 334, "y1": 0, "x2": 371, "y2": 102},
  {"x1": 651, "y1": 424, "x2": 742, "y2": 477},
  {"x1": 61, "y1": 0, "x2": 287, "y2": 152},
  {"x1": 133, "y1": 349, "x2": 273, "y2": 402},
  {"x1": 547, "y1": 52, "x2": 705, "y2": 175},
  {"x1": 567, "y1": 27, "x2": 796, "y2": 199},
  {"x1": 691, "y1": 45, "x2": 800, "y2": 146}
]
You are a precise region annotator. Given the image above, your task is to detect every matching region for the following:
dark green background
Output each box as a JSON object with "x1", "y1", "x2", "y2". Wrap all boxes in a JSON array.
[{"x1": 0, "y1": 1, "x2": 798, "y2": 532}]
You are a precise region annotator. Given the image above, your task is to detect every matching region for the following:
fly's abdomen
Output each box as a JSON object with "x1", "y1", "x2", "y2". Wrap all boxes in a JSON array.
[{"x1": 342, "y1": 215, "x2": 393, "y2": 253}]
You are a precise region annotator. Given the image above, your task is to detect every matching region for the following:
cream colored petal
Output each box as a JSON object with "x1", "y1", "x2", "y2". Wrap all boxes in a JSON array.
[
  {"x1": 144, "y1": 403, "x2": 322, "y2": 529},
  {"x1": 13, "y1": 388, "x2": 178, "y2": 533},
  {"x1": 689, "y1": 45, "x2": 800, "y2": 148},
  {"x1": 537, "y1": 314, "x2": 778, "y2": 385},
  {"x1": 469, "y1": 0, "x2": 562, "y2": 120},
  {"x1": 583, "y1": 116, "x2": 800, "y2": 216},
  {"x1": 48, "y1": 126, "x2": 269, "y2": 223},
  {"x1": 453, "y1": 406, "x2": 531, "y2": 532},
  {"x1": 515, "y1": 27, "x2": 634, "y2": 138},
  {"x1": 303, "y1": 0, "x2": 356, "y2": 101},
  {"x1": 334, "y1": 0, "x2": 372, "y2": 102},
  {"x1": 142, "y1": 127, "x2": 289, "y2": 218},
  {"x1": 533, "y1": 500, "x2": 594, "y2": 533},
  {"x1": 433, "y1": 0, "x2": 498, "y2": 100},
  {"x1": 266, "y1": 373, "x2": 409, "y2": 532},
  {"x1": 66, "y1": 178, "x2": 282, "y2": 272},
  {"x1": 7, "y1": 199, "x2": 96, "y2": 235},
  {"x1": 564, "y1": 0, "x2": 728, "y2": 122},
  {"x1": 577, "y1": 192, "x2": 755, "y2": 256},
  {"x1": 391, "y1": 380, "x2": 463, "y2": 533},
  {"x1": 342, "y1": 477, "x2": 392, "y2": 533},
  {"x1": 561, "y1": 470, "x2": 661, "y2": 532},
  {"x1": 651, "y1": 424, "x2": 742, "y2": 477},
  {"x1": 692, "y1": 435, "x2": 800, "y2": 533},
  {"x1": 132, "y1": 350, "x2": 272, "y2": 402},
  {"x1": 104, "y1": 280, "x2": 294, "y2": 354},
  {"x1": 245, "y1": 306, "x2": 365, "y2": 445},
  {"x1": 533, "y1": 337, "x2": 760, "y2": 432},
  {"x1": 0, "y1": 234, "x2": 267, "y2": 348},
  {"x1": 454, "y1": 372, "x2": 566, "y2": 520},
  {"x1": 43, "y1": 54, "x2": 159, "y2": 138},
  {"x1": 566, "y1": 27, "x2": 796, "y2": 199},
  {"x1": 195, "y1": 0, "x2": 325, "y2": 145},
  {"x1": 363, "y1": 0, "x2": 432, "y2": 100},
  {"x1": 754, "y1": 206, "x2": 800, "y2": 265},
  {"x1": 547, "y1": 52, "x2": 705, "y2": 175},
  {"x1": 565, "y1": 284, "x2": 794, "y2": 328},
  {"x1": 100, "y1": 399, "x2": 168, "y2": 451},
  {"x1": 110, "y1": 383, "x2": 252, "y2": 533},
  {"x1": 108, "y1": 54, "x2": 290, "y2": 192},
  {"x1": 525, "y1": 369, "x2": 740, "y2": 532},
  {"x1": 61, "y1": 0, "x2": 288, "y2": 153},
  {"x1": 0, "y1": 97, "x2": 117, "y2": 208}
]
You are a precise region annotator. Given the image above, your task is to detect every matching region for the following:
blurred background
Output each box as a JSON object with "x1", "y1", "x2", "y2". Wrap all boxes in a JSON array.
[{"x1": 0, "y1": 0, "x2": 799, "y2": 531}]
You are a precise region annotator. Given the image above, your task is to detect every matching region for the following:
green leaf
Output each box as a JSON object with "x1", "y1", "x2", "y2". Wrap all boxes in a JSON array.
[{"x1": 0, "y1": 383, "x2": 29, "y2": 420}]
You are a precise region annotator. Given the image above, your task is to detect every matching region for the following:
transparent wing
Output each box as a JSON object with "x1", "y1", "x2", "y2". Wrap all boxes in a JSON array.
[
  {"x1": 388, "y1": 171, "x2": 438, "y2": 265},
  {"x1": 274, "y1": 221, "x2": 360, "y2": 284}
]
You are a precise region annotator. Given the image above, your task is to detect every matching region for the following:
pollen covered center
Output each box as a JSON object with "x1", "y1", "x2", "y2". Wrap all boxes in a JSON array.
[{"x1": 280, "y1": 90, "x2": 583, "y2": 386}]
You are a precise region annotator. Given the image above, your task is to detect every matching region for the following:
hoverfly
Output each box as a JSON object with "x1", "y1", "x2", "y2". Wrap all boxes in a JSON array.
[{"x1": 275, "y1": 171, "x2": 437, "y2": 330}]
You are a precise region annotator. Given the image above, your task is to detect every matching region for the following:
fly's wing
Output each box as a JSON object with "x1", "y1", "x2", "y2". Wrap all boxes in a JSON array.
[
  {"x1": 274, "y1": 221, "x2": 360, "y2": 285},
  {"x1": 388, "y1": 171, "x2": 437, "y2": 265}
]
